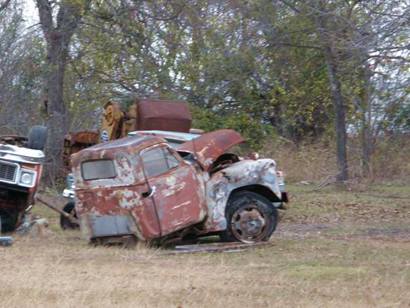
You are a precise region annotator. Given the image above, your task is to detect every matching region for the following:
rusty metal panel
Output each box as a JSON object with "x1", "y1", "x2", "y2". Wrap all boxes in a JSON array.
[
  {"x1": 144, "y1": 159, "x2": 207, "y2": 236},
  {"x1": 73, "y1": 157, "x2": 161, "y2": 240},
  {"x1": 137, "y1": 99, "x2": 192, "y2": 132},
  {"x1": 72, "y1": 136, "x2": 207, "y2": 241},
  {"x1": 76, "y1": 184, "x2": 161, "y2": 241},
  {"x1": 63, "y1": 131, "x2": 99, "y2": 170},
  {"x1": 72, "y1": 128, "x2": 285, "y2": 243},
  {"x1": 71, "y1": 135, "x2": 159, "y2": 169},
  {"x1": 65, "y1": 131, "x2": 99, "y2": 145},
  {"x1": 178, "y1": 129, "x2": 244, "y2": 171},
  {"x1": 71, "y1": 136, "x2": 168, "y2": 240},
  {"x1": 88, "y1": 215, "x2": 136, "y2": 237}
]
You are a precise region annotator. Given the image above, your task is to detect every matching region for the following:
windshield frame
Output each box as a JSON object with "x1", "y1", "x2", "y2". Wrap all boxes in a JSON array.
[{"x1": 81, "y1": 159, "x2": 117, "y2": 181}]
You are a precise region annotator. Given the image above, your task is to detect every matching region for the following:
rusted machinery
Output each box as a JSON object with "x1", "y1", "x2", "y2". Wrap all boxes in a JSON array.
[{"x1": 63, "y1": 98, "x2": 193, "y2": 171}]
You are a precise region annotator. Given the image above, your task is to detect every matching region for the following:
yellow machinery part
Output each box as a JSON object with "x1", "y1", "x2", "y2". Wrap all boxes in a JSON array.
[{"x1": 101, "y1": 101, "x2": 125, "y2": 141}]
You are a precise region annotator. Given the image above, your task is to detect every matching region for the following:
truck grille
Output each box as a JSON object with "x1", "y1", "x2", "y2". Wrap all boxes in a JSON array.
[{"x1": 0, "y1": 162, "x2": 17, "y2": 182}]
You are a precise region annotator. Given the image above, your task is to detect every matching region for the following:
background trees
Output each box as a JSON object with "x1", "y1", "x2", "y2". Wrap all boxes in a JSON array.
[
  {"x1": 36, "y1": 0, "x2": 90, "y2": 182},
  {"x1": 0, "y1": 1, "x2": 45, "y2": 134},
  {"x1": 0, "y1": 0, "x2": 408, "y2": 183}
]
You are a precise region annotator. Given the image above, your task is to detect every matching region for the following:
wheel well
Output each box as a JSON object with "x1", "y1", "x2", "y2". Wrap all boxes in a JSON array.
[
  {"x1": 229, "y1": 185, "x2": 281, "y2": 203},
  {"x1": 0, "y1": 209, "x2": 19, "y2": 232},
  {"x1": 209, "y1": 153, "x2": 240, "y2": 174}
]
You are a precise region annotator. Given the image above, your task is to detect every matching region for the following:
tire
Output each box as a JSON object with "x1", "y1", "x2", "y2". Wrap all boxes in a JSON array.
[
  {"x1": 220, "y1": 191, "x2": 278, "y2": 243},
  {"x1": 27, "y1": 125, "x2": 48, "y2": 151},
  {"x1": 60, "y1": 201, "x2": 79, "y2": 230}
]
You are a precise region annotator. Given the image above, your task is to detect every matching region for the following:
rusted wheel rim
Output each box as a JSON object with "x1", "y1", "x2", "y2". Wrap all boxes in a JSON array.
[{"x1": 231, "y1": 204, "x2": 267, "y2": 243}]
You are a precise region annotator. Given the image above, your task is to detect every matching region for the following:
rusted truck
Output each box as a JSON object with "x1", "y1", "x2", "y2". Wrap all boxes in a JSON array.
[
  {"x1": 0, "y1": 126, "x2": 47, "y2": 232},
  {"x1": 71, "y1": 129, "x2": 288, "y2": 244},
  {"x1": 59, "y1": 99, "x2": 198, "y2": 229}
]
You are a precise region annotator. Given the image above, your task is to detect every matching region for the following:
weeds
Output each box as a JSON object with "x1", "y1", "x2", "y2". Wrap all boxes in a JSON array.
[
  {"x1": 0, "y1": 184, "x2": 409, "y2": 307},
  {"x1": 264, "y1": 136, "x2": 410, "y2": 184}
]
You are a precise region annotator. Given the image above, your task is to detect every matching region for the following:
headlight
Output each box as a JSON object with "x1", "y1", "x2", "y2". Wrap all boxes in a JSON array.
[{"x1": 19, "y1": 170, "x2": 36, "y2": 187}]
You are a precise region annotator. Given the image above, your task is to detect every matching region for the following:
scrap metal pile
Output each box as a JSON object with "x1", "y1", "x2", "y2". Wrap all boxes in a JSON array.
[{"x1": 0, "y1": 99, "x2": 288, "y2": 250}]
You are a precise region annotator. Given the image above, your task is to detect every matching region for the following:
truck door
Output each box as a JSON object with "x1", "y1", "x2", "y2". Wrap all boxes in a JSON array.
[{"x1": 140, "y1": 145, "x2": 206, "y2": 236}]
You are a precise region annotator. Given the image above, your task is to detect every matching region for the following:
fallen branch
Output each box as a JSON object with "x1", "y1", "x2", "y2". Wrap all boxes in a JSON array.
[
  {"x1": 312, "y1": 174, "x2": 337, "y2": 191},
  {"x1": 36, "y1": 194, "x2": 79, "y2": 225}
]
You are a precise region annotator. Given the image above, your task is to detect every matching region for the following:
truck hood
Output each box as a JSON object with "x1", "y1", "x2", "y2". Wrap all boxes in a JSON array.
[
  {"x1": 0, "y1": 144, "x2": 44, "y2": 164},
  {"x1": 177, "y1": 129, "x2": 244, "y2": 171}
]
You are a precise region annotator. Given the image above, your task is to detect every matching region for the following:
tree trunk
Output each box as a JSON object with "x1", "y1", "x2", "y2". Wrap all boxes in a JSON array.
[
  {"x1": 36, "y1": 0, "x2": 90, "y2": 183},
  {"x1": 360, "y1": 64, "x2": 373, "y2": 178},
  {"x1": 322, "y1": 47, "x2": 349, "y2": 182},
  {"x1": 44, "y1": 35, "x2": 70, "y2": 182},
  {"x1": 314, "y1": 7, "x2": 349, "y2": 183}
]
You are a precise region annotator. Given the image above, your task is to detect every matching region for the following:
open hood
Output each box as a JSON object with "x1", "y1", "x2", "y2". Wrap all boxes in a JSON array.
[{"x1": 177, "y1": 129, "x2": 244, "y2": 171}]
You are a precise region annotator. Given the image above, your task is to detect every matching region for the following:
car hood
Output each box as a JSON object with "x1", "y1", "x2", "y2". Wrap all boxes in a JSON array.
[
  {"x1": 177, "y1": 129, "x2": 244, "y2": 171},
  {"x1": 0, "y1": 144, "x2": 44, "y2": 164}
]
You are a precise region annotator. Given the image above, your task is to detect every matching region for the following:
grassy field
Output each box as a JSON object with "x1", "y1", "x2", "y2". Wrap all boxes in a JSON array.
[{"x1": 1, "y1": 183, "x2": 409, "y2": 307}]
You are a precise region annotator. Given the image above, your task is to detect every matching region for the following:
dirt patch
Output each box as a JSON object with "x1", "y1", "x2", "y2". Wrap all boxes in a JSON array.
[
  {"x1": 276, "y1": 222, "x2": 410, "y2": 242},
  {"x1": 348, "y1": 227, "x2": 410, "y2": 242},
  {"x1": 278, "y1": 185, "x2": 409, "y2": 244},
  {"x1": 275, "y1": 223, "x2": 333, "y2": 239},
  {"x1": 282, "y1": 201, "x2": 409, "y2": 225}
]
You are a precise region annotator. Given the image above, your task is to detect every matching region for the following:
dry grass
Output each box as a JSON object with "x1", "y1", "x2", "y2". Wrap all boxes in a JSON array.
[
  {"x1": 265, "y1": 136, "x2": 410, "y2": 184},
  {"x1": 1, "y1": 184, "x2": 409, "y2": 307}
]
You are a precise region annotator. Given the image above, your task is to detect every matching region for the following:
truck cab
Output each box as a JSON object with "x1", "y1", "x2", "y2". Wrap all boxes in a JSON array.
[
  {"x1": 72, "y1": 129, "x2": 288, "y2": 244},
  {"x1": 0, "y1": 126, "x2": 47, "y2": 232},
  {"x1": 71, "y1": 134, "x2": 206, "y2": 242}
]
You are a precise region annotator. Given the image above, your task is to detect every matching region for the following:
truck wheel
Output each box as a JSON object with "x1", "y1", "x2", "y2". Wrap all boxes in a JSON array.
[
  {"x1": 221, "y1": 191, "x2": 278, "y2": 243},
  {"x1": 60, "y1": 201, "x2": 79, "y2": 230},
  {"x1": 27, "y1": 125, "x2": 48, "y2": 151}
]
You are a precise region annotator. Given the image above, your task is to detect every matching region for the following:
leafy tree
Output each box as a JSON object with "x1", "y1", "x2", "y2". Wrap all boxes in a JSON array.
[
  {"x1": 0, "y1": 0, "x2": 401, "y2": 183},
  {"x1": 191, "y1": 105, "x2": 275, "y2": 150}
]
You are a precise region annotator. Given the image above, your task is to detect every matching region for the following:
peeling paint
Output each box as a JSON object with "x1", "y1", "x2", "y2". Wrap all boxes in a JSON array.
[
  {"x1": 72, "y1": 130, "x2": 287, "y2": 243},
  {"x1": 118, "y1": 189, "x2": 142, "y2": 209},
  {"x1": 204, "y1": 159, "x2": 282, "y2": 231}
]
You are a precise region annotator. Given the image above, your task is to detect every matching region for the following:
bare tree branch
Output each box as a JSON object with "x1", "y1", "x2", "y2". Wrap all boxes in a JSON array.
[
  {"x1": 0, "y1": 0, "x2": 11, "y2": 12},
  {"x1": 278, "y1": 0, "x2": 300, "y2": 13}
]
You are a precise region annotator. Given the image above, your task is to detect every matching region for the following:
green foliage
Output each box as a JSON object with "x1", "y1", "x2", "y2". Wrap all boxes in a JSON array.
[
  {"x1": 191, "y1": 105, "x2": 275, "y2": 150},
  {"x1": 58, "y1": 0, "x2": 408, "y2": 147},
  {"x1": 1, "y1": 0, "x2": 408, "y2": 155}
]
